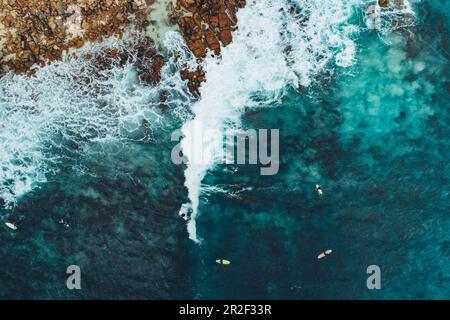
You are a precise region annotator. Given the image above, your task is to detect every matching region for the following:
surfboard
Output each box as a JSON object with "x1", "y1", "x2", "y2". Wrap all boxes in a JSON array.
[
  {"x1": 317, "y1": 249, "x2": 332, "y2": 260},
  {"x1": 216, "y1": 259, "x2": 231, "y2": 265},
  {"x1": 5, "y1": 222, "x2": 17, "y2": 230}
]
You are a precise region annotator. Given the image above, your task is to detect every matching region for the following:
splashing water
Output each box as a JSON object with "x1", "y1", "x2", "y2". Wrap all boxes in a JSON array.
[
  {"x1": 178, "y1": 0, "x2": 416, "y2": 242},
  {"x1": 0, "y1": 0, "x2": 416, "y2": 238},
  {"x1": 0, "y1": 32, "x2": 192, "y2": 208},
  {"x1": 364, "y1": 0, "x2": 416, "y2": 35}
]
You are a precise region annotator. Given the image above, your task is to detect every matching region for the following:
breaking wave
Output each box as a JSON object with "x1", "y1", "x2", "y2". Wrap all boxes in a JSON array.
[{"x1": 178, "y1": 0, "x2": 416, "y2": 242}]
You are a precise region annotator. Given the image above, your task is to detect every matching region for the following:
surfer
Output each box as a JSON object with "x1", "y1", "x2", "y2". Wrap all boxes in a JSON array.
[
  {"x1": 179, "y1": 203, "x2": 191, "y2": 221},
  {"x1": 317, "y1": 249, "x2": 332, "y2": 260},
  {"x1": 315, "y1": 184, "x2": 323, "y2": 196}
]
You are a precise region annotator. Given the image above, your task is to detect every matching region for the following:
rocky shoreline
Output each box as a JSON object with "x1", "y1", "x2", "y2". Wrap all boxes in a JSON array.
[
  {"x1": 0, "y1": 0, "x2": 246, "y2": 95},
  {"x1": 172, "y1": 0, "x2": 246, "y2": 95},
  {"x1": 0, "y1": 1, "x2": 154, "y2": 75}
]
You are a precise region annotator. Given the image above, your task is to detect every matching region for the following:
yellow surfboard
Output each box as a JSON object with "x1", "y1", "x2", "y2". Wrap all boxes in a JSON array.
[{"x1": 216, "y1": 259, "x2": 231, "y2": 265}]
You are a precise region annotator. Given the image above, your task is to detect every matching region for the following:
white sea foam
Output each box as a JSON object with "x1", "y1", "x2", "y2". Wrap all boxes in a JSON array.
[
  {"x1": 200, "y1": 184, "x2": 253, "y2": 201},
  {"x1": 0, "y1": 0, "x2": 416, "y2": 231},
  {"x1": 179, "y1": 0, "x2": 363, "y2": 242},
  {"x1": 178, "y1": 0, "x2": 417, "y2": 242},
  {"x1": 0, "y1": 32, "x2": 191, "y2": 208}
]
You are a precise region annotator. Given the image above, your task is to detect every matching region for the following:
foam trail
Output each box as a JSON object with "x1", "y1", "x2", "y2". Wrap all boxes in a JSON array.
[
  {"x1": 200, "y1": 184, "x2": 253, "y2": 200},
  {"x1": 178, "y1": 0, "x2": 372, "y2": 242}
]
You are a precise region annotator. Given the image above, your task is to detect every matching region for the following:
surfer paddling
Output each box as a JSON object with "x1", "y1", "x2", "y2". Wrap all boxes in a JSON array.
[
  {"x1": 317, "y1": 249, "x2": 332, "y2": 260},
  {"x1": 216, "y1": 259, "x2": 231, "y2": 265},
  {"x1": 315, "y1": 184, "x2": 323, "y2": 196}
]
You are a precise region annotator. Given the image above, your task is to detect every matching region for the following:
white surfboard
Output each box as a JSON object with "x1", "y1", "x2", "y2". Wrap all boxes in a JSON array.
[
  {"x1": 317, "y1": 249, "x2": 332, "y2": 260},
  {"x1": 5, "y1": 222, "x2": 17, "y2": 230}
]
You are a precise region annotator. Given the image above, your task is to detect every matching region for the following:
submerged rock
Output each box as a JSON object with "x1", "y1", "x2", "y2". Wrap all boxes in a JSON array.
[
  {"x1": 365, "y1": 0, "x2": 415, "y2": 33},
  {"x1": 70, "y1": 33, "x2": 164, "y2": 88}
]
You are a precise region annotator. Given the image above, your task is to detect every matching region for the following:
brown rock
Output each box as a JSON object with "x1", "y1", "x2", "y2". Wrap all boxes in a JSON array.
[
  {"x1": 180, "y1": 0, "x2": 196, "y2": 8},
  {"x1": 204, "y1": 30, "x2": 220, "y2": 54},
  {"x1": 0, "y1": 0, "x2": 245, "y2": 96},
  {"x1": 74, "y1": 38, "x2": 84, "y2": 49},
  {"x1": 135, "y1": 10, "x2": 148, "y2": 22},
  {"x1": 30, "y1": 45, "x2": 40, "y2": 57},
  {"x1": 133, "y1": 36, "x2": 165, "y2": 85},
  {"x1": 175, "y1": 0, "x2": 246, "y2": 94},
  {"x1": 219, "y1": 28, "x2": 232, "y2": 46}
]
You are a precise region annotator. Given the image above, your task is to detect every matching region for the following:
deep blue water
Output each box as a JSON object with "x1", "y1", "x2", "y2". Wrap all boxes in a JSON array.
[
  {"x1": 0, "y1": 0, "x2": 449, "y2": 299},
  {"x1": 189, "y1": 1, "x2": 449, "y2": 299}
]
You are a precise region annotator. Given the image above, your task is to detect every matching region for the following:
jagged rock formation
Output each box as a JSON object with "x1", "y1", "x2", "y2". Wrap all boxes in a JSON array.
[
  {"x1": 174, "y1": 0, "x2": 245, "y2": 58},
  {"x1": 72, "y1": 35, "x2": 164, "y2": 87},
  {"x1": 0, "y1": 0, "x2": 158, "y2": 77},
  {"x1": 172, "y1": 0, "x2": 246, "y2": 95}
]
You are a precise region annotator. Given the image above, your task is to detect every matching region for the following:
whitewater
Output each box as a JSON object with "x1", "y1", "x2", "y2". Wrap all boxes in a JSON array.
[
  {"x1": 0, "y1": 32, "x2": 192, "y2": 209},
  {"x1": 0, "y1": 0, "x2": 416, "y2": 242},
  {"x1": 178, "y1": 0, "x2": 416, "y2": 242}
]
